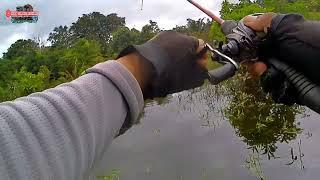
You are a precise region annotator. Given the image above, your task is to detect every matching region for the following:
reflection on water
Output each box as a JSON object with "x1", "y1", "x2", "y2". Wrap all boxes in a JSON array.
[
  {"x1": 101, "y1": 73, "x2": 320, "y2": 180},
  {"x1": 146, "y1": 82, "x2": 228, "y2": 129},
  {"x1": 225, "y1": 73, "x2": 303, "y2": 160},
  {"x1": 149, "y1": 73, "x2": 304, "y2": 179},
  {"x1": 154, "y1": 77, "x2": 303, "y2": 157},
  {"x1": 245, "y1": 152, "x2": 265, "y2": 180}
]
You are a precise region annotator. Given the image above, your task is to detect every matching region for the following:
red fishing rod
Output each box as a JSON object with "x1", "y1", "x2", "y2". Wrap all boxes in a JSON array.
[{"x1": 186, "y1": 0, "x2": 224, "y2": 25}]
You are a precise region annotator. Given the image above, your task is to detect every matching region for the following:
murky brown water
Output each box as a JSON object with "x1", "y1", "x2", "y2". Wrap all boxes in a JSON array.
[{"x1": 96, "y1": 82, "x2": 320, "y2": 180}]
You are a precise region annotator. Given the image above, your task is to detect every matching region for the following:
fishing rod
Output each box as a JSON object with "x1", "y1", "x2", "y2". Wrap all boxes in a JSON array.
[
  {"x1": 187, "y1": 0, "x2": 320, "y2": 114},
  {"x1": 186, "y1": 0, "x2": 224, "y2": 25}
]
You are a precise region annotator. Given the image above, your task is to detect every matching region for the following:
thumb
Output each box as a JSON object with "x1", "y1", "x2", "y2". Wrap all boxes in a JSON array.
[
  {"x1": 243, "y1": 13, "x2": 276, "y2": 33},
  {"x1": 244, "y1": 61, "x2": 268, "y2": 77},
  {"x1": 195, "y1": 39, "x2": 208, "y2": 69},
  {"x1": 243, "y1": 15, "x2": 263, "y2": 32}
]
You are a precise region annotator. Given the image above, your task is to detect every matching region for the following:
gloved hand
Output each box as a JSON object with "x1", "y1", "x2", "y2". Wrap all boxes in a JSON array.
[
  {"x1": 241, "y1": 12, "x2": 276, "y2": 75},
  {"x1": 242, "y1": 12, "x2": 300, "y2": 105},
  {"x1": 117, "y1": 31, "x2": 209, "y2": 99},
  {"x1": 260, "y1": 63, "x2": 299, "y2": 106}
]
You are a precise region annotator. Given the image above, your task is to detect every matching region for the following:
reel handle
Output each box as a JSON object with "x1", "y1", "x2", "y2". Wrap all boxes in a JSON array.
[{"x1": 208, "y1": 63, "x2": 237, "y2": 85}]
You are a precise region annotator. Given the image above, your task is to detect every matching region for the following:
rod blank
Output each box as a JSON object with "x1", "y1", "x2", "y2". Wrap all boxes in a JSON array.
[{"x1": 187, "y1": 0, "x2": 225, "y2": 25}]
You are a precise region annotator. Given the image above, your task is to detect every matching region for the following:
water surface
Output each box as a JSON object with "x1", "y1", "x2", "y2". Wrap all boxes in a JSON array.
[{"x1": 96, "y1": 84, "x2": 320, "y2": 180}]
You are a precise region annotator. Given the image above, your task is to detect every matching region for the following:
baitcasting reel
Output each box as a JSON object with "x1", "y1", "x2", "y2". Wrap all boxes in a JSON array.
[{"x1": 205, "y1": 14, "x2": 266, "y2": 85}]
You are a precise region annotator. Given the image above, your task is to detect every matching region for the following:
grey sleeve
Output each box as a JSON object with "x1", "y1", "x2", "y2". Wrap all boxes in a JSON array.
[{"x1": 0, "y1": 60, "x2": 144, "y2": 180}]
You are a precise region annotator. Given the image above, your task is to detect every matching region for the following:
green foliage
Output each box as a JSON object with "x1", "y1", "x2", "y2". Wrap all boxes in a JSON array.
[
  {"x1": 9, "y1": 66, "x2": 51, "y2": 100},
  {"x1": 224, "y1": 72, "x2": 302, "y2": 159},
  {"x1": 245, "y1": 153, "x2": 265, "y2": 180},
  {"x1": 0, "y1": 87, "x2": 10, "y2": 102},
  {"x1": 222, "y1": 4, "x2": 270, "y2": 20},
  {"x1": 173, "y1": 18, "x2": 212, "y2": 41},
  {"x1": 108, "y1": 27, "x2": 141, "y2": 57},
  {"x1": 70, "y1": 12, "x2": 125, "y2": 44},
  {"x1": 220, "y1": 0, "x2": 270, "y2": 21},
  {"x1": 0, "y1": 59, "x2": 16, "y2": 86},
  {"x1": 48, "y1": 12, "x2": 126, "y2": 53},
  {"x1": 48, "y1": 25, "x2": 74, "y2": 48},
  {"x1": 139, "y1": 20, "x2": 160, "y2": 43},
  {"x1": 97, "y1": 170, "x2": 120, "y2": 180},
  {"x1": 263, "y1": 0, "x2": 320, "y2": 19},
  {"x1": 3, "y1": 39, "x2": 38, "y2": 60},
  {"x1": 57, "y1": 38, "x2": 103, "y2": 80},
  {"x1": 210, "y1": 22, "x2": 225, "y2": 42},
  {"x1": 0, "y1": 11, "x2": 210, "y2": 103}
]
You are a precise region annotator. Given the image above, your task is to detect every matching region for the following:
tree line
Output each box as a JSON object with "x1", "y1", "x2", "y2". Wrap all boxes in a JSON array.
[
  {"x1": 0, "y1": 0, "x2": 318, "y2": 102},
  {"x1": 0, "y1": 12, "x2": 211, "y2": 102}
]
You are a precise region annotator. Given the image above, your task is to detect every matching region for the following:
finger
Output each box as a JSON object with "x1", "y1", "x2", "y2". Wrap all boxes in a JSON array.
[
  {"x1": 196, "y1": 39, "x2": 206, "y2": 53},
  {"x1": 196, "y1": 39, "x2": 208, "y2": 68},
  {"x1": 246, "y1": 61, "x2": 268, "y2": 77},
  {"x1": 243, "y1": 13, "x2": 276, "y2": 33},
  {"x1": 243, "y1": 15, "x2": 263, "y2": 32},
  {"x1": 249, "y1": 62, "x2": 268, "y2": 76},
  {"x1": 197, "y1": 52, "x2": 208, "y2": 68}
]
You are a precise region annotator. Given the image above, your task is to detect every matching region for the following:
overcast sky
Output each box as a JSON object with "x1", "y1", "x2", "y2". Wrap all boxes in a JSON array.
[{"x1": 0, "y1": 0, "x2": 225, "y2": 56}]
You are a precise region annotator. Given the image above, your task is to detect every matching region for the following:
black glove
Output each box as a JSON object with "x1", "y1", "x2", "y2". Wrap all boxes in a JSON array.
[
  {"x1": 117, "y1": 31, "x2": 209, "y2": 99},
  {"x1": 260, "y1": 62, "x2": 299, "y2": 106},
  {"x1": 258, "y1": 14, "x2": 320, "y2": 106}
]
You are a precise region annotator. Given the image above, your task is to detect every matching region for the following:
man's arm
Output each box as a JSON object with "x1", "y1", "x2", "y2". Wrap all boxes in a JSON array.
[
  {"x1": 0, "y1": 60, "x2": 144, "y2": 179},
  {"x1": 0, "y1": 31, "x2": 208, "y2": 179}
]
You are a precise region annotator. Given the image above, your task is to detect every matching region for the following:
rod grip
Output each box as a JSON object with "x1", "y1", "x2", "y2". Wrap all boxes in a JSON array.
[
  {"x1": 208, "y1": 63, "x2": 237, "y2": 85},
  {"x1": 268, "y1": 58, "x2": 320, "y2": 114}
]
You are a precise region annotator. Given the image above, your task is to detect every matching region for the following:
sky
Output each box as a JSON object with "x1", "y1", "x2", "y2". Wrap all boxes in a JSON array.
[{"x1": 0, "y1": 0, "x2": 226, "y2": 56}]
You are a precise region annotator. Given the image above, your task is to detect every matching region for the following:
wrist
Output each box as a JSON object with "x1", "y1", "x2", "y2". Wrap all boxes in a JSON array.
[{"x1": 117, "y1": 52, "x2": 154, "y2": 94}]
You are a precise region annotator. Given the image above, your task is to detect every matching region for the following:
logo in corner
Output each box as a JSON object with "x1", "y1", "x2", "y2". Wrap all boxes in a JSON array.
[{"x1": 5, "y1": 4, "x2": 39, "y2": 24}]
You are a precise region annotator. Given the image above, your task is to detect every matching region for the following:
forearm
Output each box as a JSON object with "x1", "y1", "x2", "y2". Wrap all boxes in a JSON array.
[{"x1": 0, "y1": 61, "x2": 143, "y2": 179}]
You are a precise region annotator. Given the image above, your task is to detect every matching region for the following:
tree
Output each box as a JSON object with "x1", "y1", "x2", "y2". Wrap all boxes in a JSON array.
[
  {"x1": 0, "y1": 59, "x2": 15, "y2": 87},
  {"x1": 57, "y1": 39, "x2": 103, "y2": 80},
  {"x1": 173, "y1": 18, "x2": 212, "y2": 42},
  {"x1": 3, "y1": 39, "x2": 38, "y2": 59},
  {"x1": 70, "y1": 12, "x2": 125, "y2": 53},
  {"x1": 9, "y1": 66, "x2": 51, "y2": 99},
  {"x1": 1, "y1": 39, "x2": 46, "y2": 75},
  {"x1": 220, "y1": 0, "x2": 233, "y2": 18},
  {"x1": 139, "y1": 20, "x2": 160, "y2": 43},
  {"x1": 48, "y1": 25, "x2": 74, "y2": 48},
  {"x1": 108, "y1": 27, "x2": 141, "y2": 57}
]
